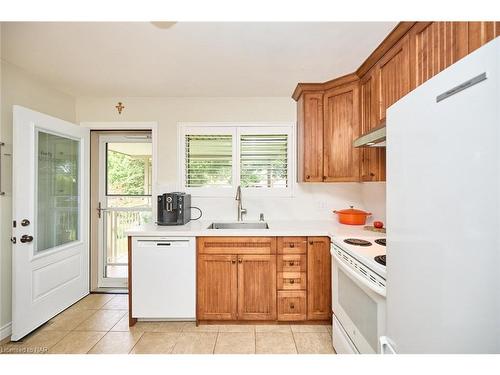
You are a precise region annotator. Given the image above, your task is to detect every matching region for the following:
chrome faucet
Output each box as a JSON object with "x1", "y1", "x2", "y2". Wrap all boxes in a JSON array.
[{"x1": 235, "y1": 185, "x2": 247, "y2": 221}]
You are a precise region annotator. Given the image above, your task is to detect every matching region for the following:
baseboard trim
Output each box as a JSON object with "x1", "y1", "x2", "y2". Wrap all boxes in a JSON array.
[{"x1": 0, "y1": 322, "x2": 12, "y2": 342}]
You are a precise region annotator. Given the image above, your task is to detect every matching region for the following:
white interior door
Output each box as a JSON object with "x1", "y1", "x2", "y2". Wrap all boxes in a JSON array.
[{"x1": 11, "y1": 106, "x2": 90, "y2": 341}]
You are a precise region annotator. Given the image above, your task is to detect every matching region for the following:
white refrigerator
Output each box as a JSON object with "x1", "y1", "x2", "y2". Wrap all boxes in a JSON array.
[{"x1": 383, "y1": 37, "x2": 500, "y2": 353}]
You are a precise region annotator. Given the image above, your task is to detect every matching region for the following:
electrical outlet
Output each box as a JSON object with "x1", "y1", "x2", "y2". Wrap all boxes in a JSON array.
[{"x1": 316, "y1": 200, "x2": 327, "y2": 210}]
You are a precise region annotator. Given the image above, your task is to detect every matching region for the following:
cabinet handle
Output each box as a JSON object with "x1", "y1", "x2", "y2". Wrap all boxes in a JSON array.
[
  {"x1": 370, "y1": 172, "x2": 375, "y2": 177},
  {"x1": 289, "y1": 261, "x2": 295, "y2": 266},
  {"x1": 238, "y1": 259, "x2": 242, "y2": 264},
  {"x1": 309, "y1": 241, "x2": 313, "y2": 245},
  {"x1": 306, "y1": 175, "x2": 310, "y2": 180},
  {"x1": 290, "y1": 303, "x2": 295, "y2": 309},
  {"x1": 290, "y1": 243, "x2": 295, "y2": 248},
  {"x1": 231, "y1": 260, "x2": 236, "y2": 264},
  {"x1": 289, "y1": 279, "x2": 295, "y2": 284}
]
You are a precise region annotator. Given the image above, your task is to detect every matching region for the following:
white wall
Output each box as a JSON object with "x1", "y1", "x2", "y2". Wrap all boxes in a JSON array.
[
  {"x1": 76, "y1": 97, "x2": 382, "y2": 221},
  {"x1": 0, "y1": 43, "x2": 77, "y2": 332}
]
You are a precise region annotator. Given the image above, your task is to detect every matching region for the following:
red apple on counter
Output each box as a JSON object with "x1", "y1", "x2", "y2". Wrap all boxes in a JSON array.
[{"x1": 373, "y1": 221, "x2": 384, "y2": 229}]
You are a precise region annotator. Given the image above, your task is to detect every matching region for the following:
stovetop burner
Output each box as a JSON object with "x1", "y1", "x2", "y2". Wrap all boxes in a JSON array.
[
  {"x1": 374, "y1": 255, "x2": 386, "y2": 266},
  {"x1": 374, "y1": 238, "x2": 386, "y2": 246},
  {"x1": 344, "y1": 238, "x2": 372, "y2": 246}
]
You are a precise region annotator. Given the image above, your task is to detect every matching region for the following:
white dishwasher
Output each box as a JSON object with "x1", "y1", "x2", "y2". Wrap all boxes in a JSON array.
[{"x1": 131, "y1": 237, "x2": 196, "y2": 320}]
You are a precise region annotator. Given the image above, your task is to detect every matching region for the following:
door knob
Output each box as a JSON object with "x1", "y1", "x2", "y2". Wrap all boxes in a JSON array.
[
  {"x1": 21, "y1": 219, "x2": 30, "y2": 227},
  {"x1": 20, "y1": 235, "x2": 33, "y2": 243}
]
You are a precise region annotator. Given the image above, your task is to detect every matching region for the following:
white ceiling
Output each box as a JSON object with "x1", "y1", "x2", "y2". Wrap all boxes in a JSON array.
[{"x1": 1, "y1": 22, "x2": 397, "y2": 97}]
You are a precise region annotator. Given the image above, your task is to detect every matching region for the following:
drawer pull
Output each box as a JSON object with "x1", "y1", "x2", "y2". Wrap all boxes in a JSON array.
[
  {"x1": 290, "y1": 303, "x2": 295, "y2": 309},
  {"x1": 289, "y1": 261, "x2": 295, "y2": 266},
  {"x1": 289, "y1": 279, "x2": 295, "y2": 284},
  {"x1": 231, "y1": 260, "x2": 236, "y2": 264},
  {"x1": 238, "y1": 259, "x2": 242, "y2": 264}
]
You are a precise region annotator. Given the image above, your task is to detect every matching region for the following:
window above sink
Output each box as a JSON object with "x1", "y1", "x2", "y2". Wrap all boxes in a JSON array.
[{"x1": 178, "y1": 123, "x2": 294, "y2": 197}]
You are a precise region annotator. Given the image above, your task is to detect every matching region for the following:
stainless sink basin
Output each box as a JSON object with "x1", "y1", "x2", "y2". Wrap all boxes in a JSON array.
[{"x1": 207, "y1": 222, "x2": 269, "y2": 229}]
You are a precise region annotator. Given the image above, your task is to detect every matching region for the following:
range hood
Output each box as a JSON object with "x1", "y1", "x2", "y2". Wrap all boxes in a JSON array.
[{"x1": 353, "y1": 123, "x2": 386, "y2": 148}]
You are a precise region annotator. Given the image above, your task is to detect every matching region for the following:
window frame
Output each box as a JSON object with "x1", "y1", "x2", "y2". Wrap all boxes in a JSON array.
[{"x1": 178, "y1": 123, "x2": 295, "y2": 197}]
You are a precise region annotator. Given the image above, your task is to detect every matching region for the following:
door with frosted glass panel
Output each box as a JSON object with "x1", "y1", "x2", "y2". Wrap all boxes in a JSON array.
[
  {"x1": 97, "y1": 134, "x2": 152, "y2": 288},
  {"x1": 12, "y1": 106, "x2": 89, "y2": 341}
]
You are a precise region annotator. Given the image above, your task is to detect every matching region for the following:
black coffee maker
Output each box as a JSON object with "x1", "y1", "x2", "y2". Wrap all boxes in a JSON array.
[{"x1": 157, "y1": 192, "x2": 192, "y2": 225}]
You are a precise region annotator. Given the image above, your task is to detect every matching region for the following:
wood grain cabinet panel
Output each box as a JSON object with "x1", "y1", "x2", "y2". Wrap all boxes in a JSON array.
[
  {"x1": 277, "y1": 237, "x2": 307, "y2": 254},
  {"x1": 237, "y1": 254, "x2": 277, "y2": 320},
  {"x1": 359, "y1": 69, "x2": 385, "y2": 182},
  {"x1": 197, "y1": 236, "x2": 276, "y2": 255},
  {"x1": 376, "y1": 34, "x2": 411, "y2": 123},
  {"x1": 277, "y1": 271, "x2": 307, "y2": 290},
  {"x1": 409, "y1": 22, "x2": 469, "y2": 89},
  {"x1": 297, "y1": 92, "x2": 324, "y2": 182},
  {"x1": 323, "y1": 82, "x2": 360, "y2": 182},
  {"x1": 307, "y1": 237, "x2": 331, "y2": 320},
  {"x1": 277, "y1": 254, "x2": 307, "y2": 272},
  {"x1": 278, "y1": 291, "x2": 307, "y2": 321},
  {"x1": 197, "y1": 254, "x2": 238, "y2": 320},
  {"x1": 468, "y1": 22, "x2": 500, "y2": 53}
]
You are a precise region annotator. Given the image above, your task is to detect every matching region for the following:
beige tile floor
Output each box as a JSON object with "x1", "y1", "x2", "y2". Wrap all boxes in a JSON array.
[{"x1": 0, "y1": 294, "x2": 334, "y2": 354}]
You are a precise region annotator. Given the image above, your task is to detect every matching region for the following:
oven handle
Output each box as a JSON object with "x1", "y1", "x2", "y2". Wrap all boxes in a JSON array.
[{"x1": 332, "y1": 250, "x2": 386, "y2": 297}]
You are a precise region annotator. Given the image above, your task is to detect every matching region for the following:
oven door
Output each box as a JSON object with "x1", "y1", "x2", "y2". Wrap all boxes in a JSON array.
[{"x1": 332, "y1": 247, "x2": 386, "y2": 354}]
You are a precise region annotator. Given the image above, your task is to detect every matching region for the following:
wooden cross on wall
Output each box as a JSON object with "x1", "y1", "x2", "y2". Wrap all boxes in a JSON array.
[{"x1": 115, "y1": 102, "x2": 125, "y2": 114}]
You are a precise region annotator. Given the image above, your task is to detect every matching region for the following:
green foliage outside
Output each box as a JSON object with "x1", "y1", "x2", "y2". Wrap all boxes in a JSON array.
[{"x1": 107, "y1": 150, "x2": 151, "y2": 195}]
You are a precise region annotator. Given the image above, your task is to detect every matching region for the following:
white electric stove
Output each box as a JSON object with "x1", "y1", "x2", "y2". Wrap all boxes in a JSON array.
[{"x1": 330, "y1": 234, "x2": 387, "y2": 354}]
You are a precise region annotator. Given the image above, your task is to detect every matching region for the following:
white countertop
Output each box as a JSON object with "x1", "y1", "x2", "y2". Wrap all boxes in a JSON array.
[
  {"x1": 126, "y1": 219, "x2": 382, "y2": 238},
  {"x1": 127, "y1": 219, "x2": 386, "y2": 277}
]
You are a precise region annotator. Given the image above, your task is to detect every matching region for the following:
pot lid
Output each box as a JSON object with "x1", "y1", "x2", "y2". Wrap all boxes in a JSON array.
[{"x1": 334, "y1": 206, "x2": 371, "y2": 216}]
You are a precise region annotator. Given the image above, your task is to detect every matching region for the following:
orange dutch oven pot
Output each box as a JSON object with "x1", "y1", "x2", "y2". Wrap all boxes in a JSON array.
[{"x1": 333, "y1": 206, "x2": 371, "y2": 225}]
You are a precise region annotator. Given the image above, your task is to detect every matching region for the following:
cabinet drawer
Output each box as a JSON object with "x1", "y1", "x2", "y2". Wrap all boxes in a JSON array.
[
  {"x1": 277, "y1": 237, "x2": 307, "y2": 254},
  {"x1": 277, "y1": 254, "x2": 307, "y2": 272},
  {"x1": 197, "y1": 237, "x2": 276, "y2": 255},
  {"x1": 277, "y1": 272, "x2": 307, "y2": 290},
  {"x1": 278, "y1": 291, "x2": 306, "y2": 321}
]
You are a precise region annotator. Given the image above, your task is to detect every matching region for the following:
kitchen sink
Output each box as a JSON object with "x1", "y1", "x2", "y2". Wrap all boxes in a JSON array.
[{"x1": 207, "y1": 222, "x2": 269, "y2": 229}]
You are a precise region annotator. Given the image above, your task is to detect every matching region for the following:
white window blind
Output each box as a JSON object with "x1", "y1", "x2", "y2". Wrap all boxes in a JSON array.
[
  {"x1": 185, "y1": 135, "x2": 233, "y2": 187},
  {"x1": 240, "y1": 134, "x2": 288, "y2": 188}
]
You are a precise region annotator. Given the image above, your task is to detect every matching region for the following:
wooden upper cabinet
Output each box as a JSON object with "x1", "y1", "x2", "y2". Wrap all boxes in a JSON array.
[
  {"x1": 307, "y1": 237, "x2": 331, "y2": 320},
  {"x1": 197, "y1": 254, "x2": 238, "y2": 321},
  {"x1": 376, "y1": 34, "x2": 411, "y2": 122},
  {"x1": 409, "y1": 22, "x2": 469, "y2": 89},
  {"x1": 323, "y1": 82, "x2": 360, "y2": 182},
  {"x1": 468, "y1": 22, "x2": 500, "y2": 53},
  {"x1": 297, "y1": 92, "x2": 324, "y2": 182},
  {"x1": 359, "y1": 69, "x2": 384, "y2": 182},
  {"x1": 237, "y1": 254, "x2": 276, "y2": 320}
]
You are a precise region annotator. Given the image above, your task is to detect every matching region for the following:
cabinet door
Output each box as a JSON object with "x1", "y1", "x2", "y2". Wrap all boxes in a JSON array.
[
  {"x1": 377, "y1": 34, "x2": 411, "y2": 122},
  {"x1": 297, "y1": 92, "x2": 324, "y2": 182},
  {"x1": 307, "y1": 237, "x2": 331, "y2": 320},
  {"x1": 359, "y1": 70, "x2": 384, "y2": 182},
  {"x1": 409, "y1": 22, "x2": 468, "y2": 89},
  {"x1": 237, "y1": 254, "x2": 277, "y2": 320},
  {"x1": 323, "y1": 83, "x2": 360, "y2": 182},
  {"x1": 468, "y1": 22, "x2": 500, "y2": 53},
  {"x1": 197, "y1": 254, "x2": 237, "y2": 320}
]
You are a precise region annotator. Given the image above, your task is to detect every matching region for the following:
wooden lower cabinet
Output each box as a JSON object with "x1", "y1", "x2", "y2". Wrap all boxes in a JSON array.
[
  {"x1": 197, "y1": 254, "x2": 238, "y2": 320},
  {"x1": 197, "y1": 236, "x2": 331, "y2": 323},
  {"x1": 278, "y1": 291, "x2": 307, "y2": 321},
  {"x1": 237, "y1": 254, "x2": 277, "y2": 320},
  {"x1": 307, "y1": 237, "x2": 332, "y2": 320}
]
